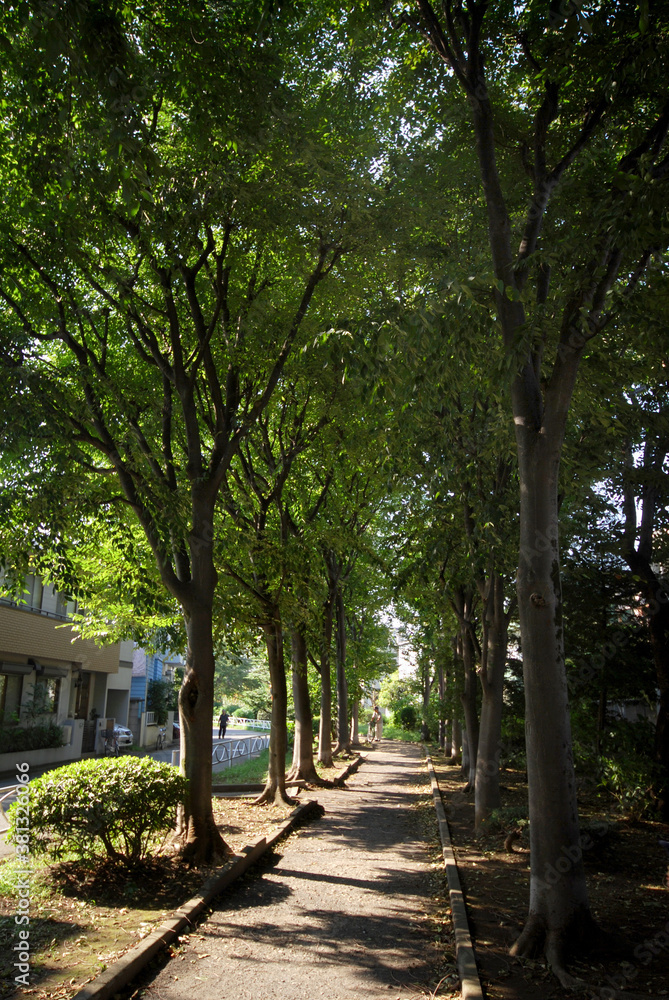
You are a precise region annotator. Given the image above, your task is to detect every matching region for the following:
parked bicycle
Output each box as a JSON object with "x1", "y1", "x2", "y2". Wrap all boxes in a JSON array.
[
  {"x1": 103, "y1": 732, "x2": 119, "y2": 756},
  {"x1": 156, "y1": 726, "x2": 167, "y2": 751}
]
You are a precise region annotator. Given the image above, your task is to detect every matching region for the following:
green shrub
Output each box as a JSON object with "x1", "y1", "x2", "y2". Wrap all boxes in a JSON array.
[
  {"x1": 147, "y1": 678, "x2": 171, "y2": 725},
  {"x1": 381, "y1": 723, "x2": 422, "y2": 742},
  {"x1": 484, "y1": 805, "x2": 529, "y2": 832},
  {"x1": 396, "y1": 705, "x2": 418, "y2": 731},
  {"x1": 8, "y1": 756, "x2": 187, "y2": 863},
  {"x1": 599, "y1": 752, "x2": 659, "y2": 820},
  {"x1": 0, "y1": 722, "x2": 64, "y2": 754},
  {"x1": 595, "y1": 718, "x2": 659, "y2": 819}
]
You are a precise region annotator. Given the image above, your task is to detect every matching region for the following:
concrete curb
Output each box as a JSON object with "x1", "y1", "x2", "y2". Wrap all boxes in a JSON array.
[
  {"x1": 424, "y1": 748, "x2": 485, "y2": 1000},
  {"x1": 71, "y1": 799, "x2": 323, "y2": 1000},
  {"x1": 334, "y1": 752, "x2": 365, "y2": 784}
]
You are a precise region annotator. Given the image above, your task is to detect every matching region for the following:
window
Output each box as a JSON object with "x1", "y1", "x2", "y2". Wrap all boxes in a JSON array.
[
  {"x1": 0, "y1": 673, "x2": 23, "y2": 723},
  {"x1": 33, "y1": 677, "x2": 60, "y2": 715},
  {"x1": 22, "y1": 575, "x2": 43, "y2": 612}
]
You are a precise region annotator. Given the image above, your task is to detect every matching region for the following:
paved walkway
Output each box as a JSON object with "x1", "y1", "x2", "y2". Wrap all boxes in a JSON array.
[{"x1": 136, "y1": 742, "x2": 443, "y2": 1000}]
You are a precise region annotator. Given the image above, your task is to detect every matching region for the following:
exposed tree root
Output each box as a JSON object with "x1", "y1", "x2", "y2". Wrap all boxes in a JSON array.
[
  {"x1": 285, "y1": 763, "x2": 330, "y2": 787},
  {"x1": 510, "y1": 915, "x2": 544, "y2": 959},
  {"x1": 545, "y1": 933, "x2": 584, "y2": 989},
  {"x1": 253, "y1": 784, "x2": 298, "y2": 807},
  {"x1": 511, "y1": 908, "x2": 605, "y2": 989},
  {"x1": 285, "y1": 762, "x2": 318, "y2": 783},
  {"x1": 178, "y1": 823, "x2": 231, "y2": 865}
]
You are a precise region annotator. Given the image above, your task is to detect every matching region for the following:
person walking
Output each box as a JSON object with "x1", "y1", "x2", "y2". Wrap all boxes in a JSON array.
[
  {"x1": 218, "y1": 710, "x2": 229, "y2": 739},
  {"x1": 370, "y1": 706, "x2": 383, "y2": 743}
]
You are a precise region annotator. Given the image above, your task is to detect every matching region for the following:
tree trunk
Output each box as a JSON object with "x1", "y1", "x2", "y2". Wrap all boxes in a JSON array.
[
  {"x1": 510, "y1": 425, "x2": 596, "y2": 972},
  {"x1": 333, "y1": 586, "x2": 350, "y2": 754},
  {"x1": 421, "y1": 659, "x2": 432, "y2": 741},
  {"x1": 450, "y1": 717, "x2": 461, "y2": 765},
  {"x1": 438, "y1": 659, "x2": 446, "y2": 750},
  {"x1": 349, "y1": 696, "x2": 362, "y2": 746},
  {"x1": 318, "y1": 594, "x2": 335, "y2": 767},
  {"x1": 459, "y1": 625, "x2": 479, "y2": 791},
  {"x1": 475, "y1": 573, "x2": 510, "y2": 835},
  {"x1": 256, "y1": 611, "x2": 294, "y2": 805},
  {"x1": 461, "y1": 724, "x2": 469, "y2": 779},
  {"x1": 287, "y1": 624, "x2": 320, "y2": 784},
  {"x1": 178, "y1": 602, "x2": 229, "y2": 862}
]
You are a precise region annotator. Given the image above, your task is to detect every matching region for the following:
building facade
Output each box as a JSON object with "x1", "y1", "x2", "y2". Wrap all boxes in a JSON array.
[{"x1": 0, "y1": 574, "x2": 131, "y2": 765}]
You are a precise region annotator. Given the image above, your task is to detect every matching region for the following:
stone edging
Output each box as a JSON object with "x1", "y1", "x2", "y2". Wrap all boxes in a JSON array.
[
  {"x1": 334, "y1": 752, "x2": 365, "y2": 784},
  {"x1": 424, "y1": 748, "x2": 485, "y2": 1000},
  {"x1": 71, "y1": 799, "x2": 323, "y2": 1000}
]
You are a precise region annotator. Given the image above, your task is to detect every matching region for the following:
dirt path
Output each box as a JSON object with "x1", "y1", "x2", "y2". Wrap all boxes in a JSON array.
[{"x1": 130, "y1": 742, "x2": 451, "y2": 1000}]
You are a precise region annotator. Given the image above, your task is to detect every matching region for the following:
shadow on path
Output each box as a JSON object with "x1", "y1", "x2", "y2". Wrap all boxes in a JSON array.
[{"x1": 127, "y1": 742, "x2": 445, "y2": 1000}]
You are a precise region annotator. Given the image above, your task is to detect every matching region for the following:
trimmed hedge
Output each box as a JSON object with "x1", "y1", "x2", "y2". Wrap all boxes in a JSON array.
[
  {"x1": 8, "y1": 756, "x2": 187, "y2": 862},
  {"x1": 0, "y1": 723, "x2": 64, "y2": 754}
]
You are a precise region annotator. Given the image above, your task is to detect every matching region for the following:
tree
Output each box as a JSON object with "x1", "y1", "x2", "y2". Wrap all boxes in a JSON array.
[
  {"x1": 386, "y1": 0, "x2": 669, "y2": 976},
  {"x1": 219, "y1": 373, "x2": 338, "y2": 803},
  {"x1": 213, "y1": 649, "x2": 271, "y2": 720},
  {"x1": 0, "y1": 1, "x2": 352, "y2": 859}
]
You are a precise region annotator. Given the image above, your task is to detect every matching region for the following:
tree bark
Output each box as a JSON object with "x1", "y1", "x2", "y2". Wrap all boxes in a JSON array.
[
  {"x1": 333, "y1": 586, "x2": 350, "y2": 754},
  {"x1": 287, "y1": 624, "x2": 320, "y2": 784},
  {"x1": 461, "y1": 723, "x2": 470, "y2": 780},
  {"x1": 450, "y1": 717, "x2": 461, "y2": 765},
  {"x1": 459, "y1": 624, "x2": 479, "y2": 791},
  {"x1": 317, "y1": 593, "x2": 335, "y2": 767},
  {"x1": 475, "y1": 572, "x2": 510, "y2": 835},
  {"x1": 510, "y1": 421, "x2": 596, "y2": 969},
  {"x1": 256, "y1": 610, "x2": 294, "y2": 805},
  {"x1": 349, "y1": 696, "x2": 362, "y2": 746},
  {"x1": 438, "y1": 659, "x2": 446, "y2": 750},
  {"x1": 178, "y1": 601, "x2": 229, "y2": 862},
  {"x1": 421, "y1": 657, "x2": 433, "y2": 741}
]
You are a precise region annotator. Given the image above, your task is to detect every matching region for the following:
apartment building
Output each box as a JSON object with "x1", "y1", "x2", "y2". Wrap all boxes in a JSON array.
[{"x1": 0, "y1": 573, "x2": 131, "y2": 766}]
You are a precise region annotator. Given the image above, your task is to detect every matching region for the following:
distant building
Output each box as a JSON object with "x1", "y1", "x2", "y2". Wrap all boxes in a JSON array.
[
  {"x1": 128, "y1": 646, "x2": 183, "y2": 746},
  {"x1": 0, "y1": 572, "x2": 131, "y2": 764}
]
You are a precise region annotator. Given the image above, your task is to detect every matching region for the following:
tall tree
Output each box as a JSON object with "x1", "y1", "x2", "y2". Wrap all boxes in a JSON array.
[
  {"x1": 0, "y1": 1, "x2": 352, "y2": 858},
  {"x1": 386, "y1": 0, "x2": 669, "y2": 975}
]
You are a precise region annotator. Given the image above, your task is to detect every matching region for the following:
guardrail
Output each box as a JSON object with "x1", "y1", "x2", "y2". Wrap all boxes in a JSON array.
[
  {"x1": 211, "y1": 735, "x2": 270, "y2": 770},
  {"x1": 229, "y1": 717, "x2": 270, "y2": 730},
  {"x1": 0, "y1": 787, "x2": 16, "y2": 832}
]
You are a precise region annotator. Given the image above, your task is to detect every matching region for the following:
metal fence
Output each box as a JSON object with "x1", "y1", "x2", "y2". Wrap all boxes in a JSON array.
[
  {"x1": 211, "y1": 735, "x2": 270, "y2": 771},
  {"x1": 229, "y1": 716, "x2": 270, "y2": 730}
]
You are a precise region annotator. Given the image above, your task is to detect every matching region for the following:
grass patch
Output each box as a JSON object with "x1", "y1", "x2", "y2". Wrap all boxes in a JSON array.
[
  {"x1": 381, "y1": 724, "x2": 423, "y2": 742},
  {"x1": 228, "y1": 722, "x2": 271, "y2": 732},
  {"x1": 0, "y1": 851, "x2": 210, "y2": 998},
  {"x1": 213, "y1": 748, "x2": 292, "y2": 785}
]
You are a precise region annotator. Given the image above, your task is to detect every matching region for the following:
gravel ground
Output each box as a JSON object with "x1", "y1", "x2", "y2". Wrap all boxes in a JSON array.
[{"x1": 130, "y1": 742, "x2": 449, "y2": 1000}]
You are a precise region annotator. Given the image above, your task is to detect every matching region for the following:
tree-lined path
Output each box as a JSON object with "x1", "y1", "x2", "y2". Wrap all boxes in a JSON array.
[{"x1": 134, "y1": 744, "x2": 449, "y2": 1000}]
